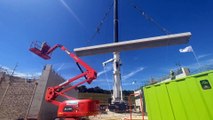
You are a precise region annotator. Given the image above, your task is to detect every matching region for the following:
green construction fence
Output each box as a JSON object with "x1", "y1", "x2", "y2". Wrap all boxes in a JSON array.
[{"x1": 143, "y1": 70, "x2": 213, "y2": 120}]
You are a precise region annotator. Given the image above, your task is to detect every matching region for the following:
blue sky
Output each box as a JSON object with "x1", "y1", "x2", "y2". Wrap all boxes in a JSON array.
[{"x1": 0, "y1": 0, "x2": 213, "y2": 90}]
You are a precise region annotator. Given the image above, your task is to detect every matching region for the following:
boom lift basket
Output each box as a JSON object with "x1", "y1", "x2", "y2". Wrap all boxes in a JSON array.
[
  {"x1": 29, "y1": 41, "x2": 51, "y2": 60},
  {"x1": 29, "y1": 41, "x2": 99, "y2": 119}
]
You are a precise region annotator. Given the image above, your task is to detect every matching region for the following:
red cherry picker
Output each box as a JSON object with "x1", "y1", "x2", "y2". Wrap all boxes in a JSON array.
[{"x1": 29, "y1": 41, "x2": 99, "y2": 120}]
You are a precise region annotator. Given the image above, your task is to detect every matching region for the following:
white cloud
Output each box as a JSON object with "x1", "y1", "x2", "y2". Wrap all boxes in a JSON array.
[
  {"x1": 122, "y1": 67, "x2": 144, "y2": 80},
  {"x1": 206, "y1": 58, "x2": 213, "y2": 63},
  {"x1": 97, "y1": 65, "x2": 113, "y2": 77},
  {"x1": 53, "y1": 62, "x2": 75, "y2": 72},
  {"x1": 59, "y1": 0, "x2": 85, "y2": 28},
  {"x1": 98, "y1": 66, "x2": 145, "y2": 81},
  {"x1": 198, "y1": 53, "x2": 212, "y2": 59},
  {"x1": 14, "y1": 72, "x2": 41, "y2": 78},
  {"x1": 56, "y1": 63, "x2": 65, "y2": 72},
  {"x1": 186, "y1": 58, "x2": 213, "y2": 71},
  {"x1": 0, "y1": 65, "x2": 41, "y2": 79}
]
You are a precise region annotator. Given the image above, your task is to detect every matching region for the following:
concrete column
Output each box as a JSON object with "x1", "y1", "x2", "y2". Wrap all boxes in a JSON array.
[
  {"x1": 27, "y1": 65, "x2": 52, "y2": 119},
  {"x1": 27, "y1": 65, "x2": 78, "y2": 120}
]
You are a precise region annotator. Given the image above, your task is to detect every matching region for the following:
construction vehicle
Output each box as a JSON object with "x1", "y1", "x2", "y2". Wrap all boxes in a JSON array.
[{"x1": 29, "y1": 41, "x2": 99, "y2": 120}]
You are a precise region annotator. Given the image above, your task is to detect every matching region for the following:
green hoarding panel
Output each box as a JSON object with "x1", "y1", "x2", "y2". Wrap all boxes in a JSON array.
[
  {"x1": 155, "y1": 84, "x2": 175, "y2": 120},
  {"x1": 143, "y1": 70, "x2": 213, "y2": 120}
]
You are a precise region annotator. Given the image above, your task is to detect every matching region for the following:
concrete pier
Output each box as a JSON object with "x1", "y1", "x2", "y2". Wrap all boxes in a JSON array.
[{"x1": 27, "y1": 65, "x2": 78, "y2": 120}]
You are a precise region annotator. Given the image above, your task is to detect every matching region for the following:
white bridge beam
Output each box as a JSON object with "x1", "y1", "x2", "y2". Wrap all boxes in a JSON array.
[{"x1": 74, "y1": 32, "x2": 191, "y2": 56}]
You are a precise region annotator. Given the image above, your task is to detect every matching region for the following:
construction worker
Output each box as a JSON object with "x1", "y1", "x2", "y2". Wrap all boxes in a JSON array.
[
  {"x1": 40, "y1": 42, "x2": 50, "y2": 54},
  {"x1": 170, "y1": 70, "x2": 176, "y2": 80}
]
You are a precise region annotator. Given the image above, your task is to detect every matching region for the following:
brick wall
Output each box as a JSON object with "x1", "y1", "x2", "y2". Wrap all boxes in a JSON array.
[
  {"x1": 0, "y1": 80, "x2": 36, "y2": 119},
  {"x1": 0, "y1": 65, "x2": 78, "y2": 120}
]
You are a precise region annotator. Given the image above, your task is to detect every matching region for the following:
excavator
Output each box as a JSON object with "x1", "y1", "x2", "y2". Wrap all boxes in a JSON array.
[{"x1": 29, "y1": 41, "x2": 99, "y2": 120}]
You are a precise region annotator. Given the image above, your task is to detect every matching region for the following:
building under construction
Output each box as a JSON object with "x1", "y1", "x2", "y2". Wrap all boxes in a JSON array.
[{"x1": 0, "y1": 65, "x2": 77, "y2": 120}]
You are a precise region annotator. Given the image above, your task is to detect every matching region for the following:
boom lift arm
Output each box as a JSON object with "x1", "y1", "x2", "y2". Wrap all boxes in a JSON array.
[{"x1": 29, "y1": 42, "x2": 99, "y2": 118}]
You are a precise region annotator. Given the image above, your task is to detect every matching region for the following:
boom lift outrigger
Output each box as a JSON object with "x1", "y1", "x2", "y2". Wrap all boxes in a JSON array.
[{"x1": 29, "y1": 41, "x2": 99, "y2": 119}]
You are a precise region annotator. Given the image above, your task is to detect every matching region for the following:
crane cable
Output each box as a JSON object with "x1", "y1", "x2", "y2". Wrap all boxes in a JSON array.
[
  {"x1": 128, "y1": 0, "x2": 170, "y2": 35},
  {"x1": 128, "y1": 0, "x2": 172, "y2": 84},
  {"x1": 87, "y1": 2, "x2": 114, "y2": 43}
]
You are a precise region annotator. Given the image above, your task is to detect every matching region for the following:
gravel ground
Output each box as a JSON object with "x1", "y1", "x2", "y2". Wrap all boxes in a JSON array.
[{"x1": 89, "y1": 111, "x2": 148, "y2": 120}]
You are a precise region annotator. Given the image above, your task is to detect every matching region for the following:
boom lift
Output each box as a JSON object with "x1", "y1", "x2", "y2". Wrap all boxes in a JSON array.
[{"x1": 29, "y1": 41, "x2": 99, "y2": 119}]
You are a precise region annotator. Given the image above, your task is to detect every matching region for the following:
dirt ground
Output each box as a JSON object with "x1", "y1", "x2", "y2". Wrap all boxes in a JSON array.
[{"x1": 89, "y1": 111, "x2": 148, "y2": 120}]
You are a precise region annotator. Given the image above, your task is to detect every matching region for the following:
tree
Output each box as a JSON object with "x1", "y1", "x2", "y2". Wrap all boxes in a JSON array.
[{"x1": 77, "y1": 85, "x2": 87, "y2": 93}]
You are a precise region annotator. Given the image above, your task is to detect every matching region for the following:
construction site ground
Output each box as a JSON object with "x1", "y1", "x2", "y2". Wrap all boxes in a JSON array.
[{"x1": 89, "y1": 111, "x2": 148, "y2": 120}]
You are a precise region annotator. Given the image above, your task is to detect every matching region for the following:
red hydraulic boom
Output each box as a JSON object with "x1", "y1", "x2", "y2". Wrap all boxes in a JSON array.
[{"x1": 29, "y1": 41, "x2": 99, "y2": 119}]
